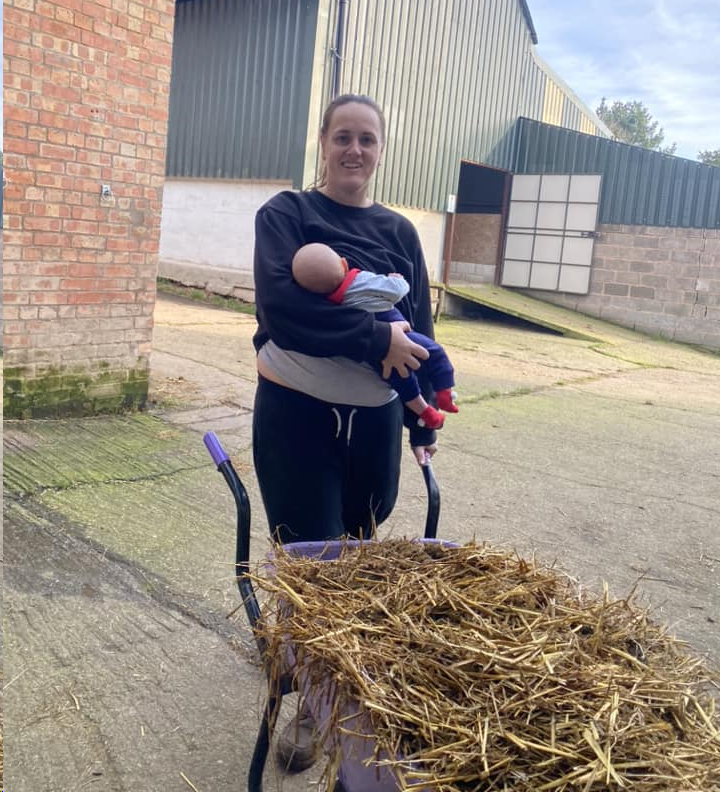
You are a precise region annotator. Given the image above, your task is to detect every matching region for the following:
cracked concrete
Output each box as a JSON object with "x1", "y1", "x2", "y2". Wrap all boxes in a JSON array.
[{"x1": 3, "y1": 292, "x2": 719, "y2": 792}]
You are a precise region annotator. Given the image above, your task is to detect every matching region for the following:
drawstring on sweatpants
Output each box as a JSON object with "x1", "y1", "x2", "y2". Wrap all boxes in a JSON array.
[
  {"x1": 346, "y1": 408, "x2": 357, "y2": 445},
  {"x1": 331, "y1": 408, "x2": 342, "y2": 439},
  {"x1": 330, "y1": 407, "x2": 358, "y2": 446}
]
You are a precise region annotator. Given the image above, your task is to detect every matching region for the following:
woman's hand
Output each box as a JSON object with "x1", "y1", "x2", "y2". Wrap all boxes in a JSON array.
[
  {"x1": 412, "y1": 443, "x2": 438, "y2": 466},
  {"x1": 382, "y1": 321, "x2": 429, "y2": 379}
]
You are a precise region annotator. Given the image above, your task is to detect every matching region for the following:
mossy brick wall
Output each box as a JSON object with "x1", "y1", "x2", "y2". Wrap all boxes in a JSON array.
[
  {"x1": 525, "y1": 226, "x2": 720, "y2": 351},
  {"x1": 2, "y1": 0, "x2": 175, "y2": 418}
]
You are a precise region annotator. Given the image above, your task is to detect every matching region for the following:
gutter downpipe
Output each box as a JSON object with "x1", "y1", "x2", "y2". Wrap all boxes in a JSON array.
[{"x1": 331, "y1": 0, "x2": 349, "y2": 98}]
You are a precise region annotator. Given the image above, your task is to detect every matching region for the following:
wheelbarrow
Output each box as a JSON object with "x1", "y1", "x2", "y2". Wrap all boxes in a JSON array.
[{"x1": 203, "y1": 431, "x2": 441, "y2": 792}]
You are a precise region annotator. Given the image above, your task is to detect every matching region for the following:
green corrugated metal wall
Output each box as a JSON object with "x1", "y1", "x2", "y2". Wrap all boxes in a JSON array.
[
  {"x1": 332, "y1": 0, "x2": 537, "y2": 210},
  {"x1": 166, "y1": 0, "x2": 319, "y2": 185},
  {"x1": 166, "y1": 0, "x2": 588, "y2": 211},
  {"x1": 510, "y1": 118, "x2": 720, "y2": 229},
  {"x1": 171, "y1": 0, "x2": 699, "y2": 229}
]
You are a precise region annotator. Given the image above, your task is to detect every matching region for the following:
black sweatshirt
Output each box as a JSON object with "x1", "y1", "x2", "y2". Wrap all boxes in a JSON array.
[{"x1": 253, "y1": 189, "x2": 437, "y2": 446}]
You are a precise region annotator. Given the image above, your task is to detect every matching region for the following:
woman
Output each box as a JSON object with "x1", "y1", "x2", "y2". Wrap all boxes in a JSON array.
[
  {"x1": 253, "y1": 94, "x2": 439, "y2": 544},
  {"x1": 252, "y1": 93, "x2": 440, "y2": 772},
  {"x1": 253, "y1": 93, "x2": 438, "y2": 545}
]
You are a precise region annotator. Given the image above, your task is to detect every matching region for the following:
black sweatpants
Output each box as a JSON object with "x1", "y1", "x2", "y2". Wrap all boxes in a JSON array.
[{"x1": 252, "y1": 376, "x2": 404, "y2": 544}]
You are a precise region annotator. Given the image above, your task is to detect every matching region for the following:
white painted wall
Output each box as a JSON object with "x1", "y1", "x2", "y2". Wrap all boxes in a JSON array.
[
  {"x1": 158, "y1": 179, "x2": 290, "y2": 296},
  {"x1": 395, "y1": 206, "x2": 446, "y2": 283},
  {"x1": 158, "y1": 180, "x2": 446, "y2": 299}
]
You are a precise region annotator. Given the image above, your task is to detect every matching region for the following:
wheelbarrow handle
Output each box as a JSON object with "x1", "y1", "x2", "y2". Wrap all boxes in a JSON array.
[
  {"x1": 203, "y1": 431, "x2": 251, "y2": 572},
  {"x1": 203, "y1": 432, "x2": 263, "y2": 637},
  {"x1": 422, "y1": 460, "x2": 440, "y2": 539},
  {"x1": 204, "y1": 431, "x2": 230, "y2": 466}
]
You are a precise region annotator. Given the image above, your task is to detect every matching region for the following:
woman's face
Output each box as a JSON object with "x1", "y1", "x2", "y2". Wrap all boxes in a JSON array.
[{"x1": 319, "y1": 102, "x2": 385, "y2": 206}]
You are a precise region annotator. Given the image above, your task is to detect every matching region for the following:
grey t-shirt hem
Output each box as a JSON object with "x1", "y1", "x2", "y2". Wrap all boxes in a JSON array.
[{"x1": 258, "y1": 341, "x2": 397, "y2": 407}]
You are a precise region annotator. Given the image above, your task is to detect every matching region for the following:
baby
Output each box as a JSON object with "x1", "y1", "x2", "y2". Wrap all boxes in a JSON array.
[{"x1": 292, "y1": 243, "x2": 458, "y2": 429}]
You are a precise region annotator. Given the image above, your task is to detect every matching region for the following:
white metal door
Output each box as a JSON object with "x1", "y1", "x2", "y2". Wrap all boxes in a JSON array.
[{"x1": 500, "y1": 174, "x2": 602, "y2": 295}]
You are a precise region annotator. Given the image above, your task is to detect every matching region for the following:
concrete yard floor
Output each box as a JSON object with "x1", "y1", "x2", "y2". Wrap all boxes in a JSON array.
[{"x1": 3, "y1": 292, "x2": 720, "y2": 792}]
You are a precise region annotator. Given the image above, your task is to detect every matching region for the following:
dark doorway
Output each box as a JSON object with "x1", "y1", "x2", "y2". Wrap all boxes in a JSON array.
[{"x1": 443, "y1": 160, "x2": 511, "y2": 286}]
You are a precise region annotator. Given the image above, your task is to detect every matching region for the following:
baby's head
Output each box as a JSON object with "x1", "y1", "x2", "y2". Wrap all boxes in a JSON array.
[{"x1": 292, "y1": 243, "x2": 348, "y2": 294}]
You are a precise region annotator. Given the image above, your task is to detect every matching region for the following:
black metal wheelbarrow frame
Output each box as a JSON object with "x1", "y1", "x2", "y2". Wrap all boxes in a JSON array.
[{"x1": 204, "y1": 431, "x2": 441, "y2": 792}]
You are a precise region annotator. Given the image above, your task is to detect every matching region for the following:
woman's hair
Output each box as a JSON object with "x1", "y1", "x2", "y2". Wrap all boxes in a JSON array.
[{"x1": 310, "y1": 94, "x2": 386, "y2": 190}]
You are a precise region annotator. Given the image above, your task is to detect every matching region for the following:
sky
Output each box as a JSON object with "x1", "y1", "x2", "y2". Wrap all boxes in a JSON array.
[{"x1": 527, "y1": 0, "x2": 720, "y2": 161}]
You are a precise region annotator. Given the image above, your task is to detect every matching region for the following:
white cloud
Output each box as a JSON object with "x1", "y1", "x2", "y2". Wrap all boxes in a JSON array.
[{"x1": 528, "y1": 0, "x2": 720, "y2": 159}]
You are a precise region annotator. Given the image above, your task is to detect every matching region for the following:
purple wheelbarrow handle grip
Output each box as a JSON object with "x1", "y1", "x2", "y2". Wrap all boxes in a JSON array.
[{"x1": 203, "y1": 432, "x2": 230, "y2": 466}]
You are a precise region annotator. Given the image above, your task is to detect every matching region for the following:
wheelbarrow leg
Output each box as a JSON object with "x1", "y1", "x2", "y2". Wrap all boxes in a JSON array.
[{"x1": 248, "y1": 693, "x2": 282, "y2": 792}]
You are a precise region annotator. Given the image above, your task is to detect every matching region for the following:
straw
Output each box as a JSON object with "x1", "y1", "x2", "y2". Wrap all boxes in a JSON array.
[{"x1": 252, "y1": 539, "x2": 720, "y2": 791}]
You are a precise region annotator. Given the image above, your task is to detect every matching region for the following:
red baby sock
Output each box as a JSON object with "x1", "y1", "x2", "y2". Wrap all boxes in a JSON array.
[
  {"x1": 418, "y1": 405, "x2": 445, "y2": 429},
  {"x1": 436, "y1": 389, "x2": 458, "y2": 413}
]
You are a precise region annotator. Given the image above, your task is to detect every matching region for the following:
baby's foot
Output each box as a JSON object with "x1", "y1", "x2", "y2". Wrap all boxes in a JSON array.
[
  {"x1": 418, "y1": 405, "x2": 445, "y2": 429},
  {"x1": 436, "y1": 389, "x2": 458, "y2": 413}
]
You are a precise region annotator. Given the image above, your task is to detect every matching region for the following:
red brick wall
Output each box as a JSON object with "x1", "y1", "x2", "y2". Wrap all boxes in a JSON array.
[
  {"x1": 3, "y1": 0, "x2": 175, "y2": 417},
  {"x1": 450, "y1": 214, "x2": 503, "y2": 283}
]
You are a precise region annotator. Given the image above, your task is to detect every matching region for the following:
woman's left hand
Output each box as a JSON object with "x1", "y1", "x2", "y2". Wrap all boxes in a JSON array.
[
  {"x1": 382, "y1": 321, "x2": 429, "y2": 379},
  {"x1": 412, "y1": 443, "x2": 438, "y2": 466}
]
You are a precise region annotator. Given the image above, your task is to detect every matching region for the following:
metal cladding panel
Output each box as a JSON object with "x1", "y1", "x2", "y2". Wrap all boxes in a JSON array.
[
  {"x1": 332, "y1": 0, "x2": 538, "y2": 210},
  {"x1": 167, "y1": 0, "x2": 318, "y2": 184},
  {"x1": 562, "y1": 102, "x2": 581, "y2": 131},
  {"x1": 529, "y1": 52, "x2": 610, "y2": 142},
  {"x1": 511, "y1": 118, "x2": 720, "y2": 229}
]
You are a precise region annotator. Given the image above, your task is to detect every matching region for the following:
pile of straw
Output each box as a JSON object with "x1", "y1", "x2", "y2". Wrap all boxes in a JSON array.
[{"x1": 254, "y1": 540, "x2": 720, "y2": 791}]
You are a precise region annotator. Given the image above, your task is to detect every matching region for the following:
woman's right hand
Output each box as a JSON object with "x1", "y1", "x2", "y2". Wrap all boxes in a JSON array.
[{"x1": 381, "y1": 321, "x2": 429, "y2": 379}]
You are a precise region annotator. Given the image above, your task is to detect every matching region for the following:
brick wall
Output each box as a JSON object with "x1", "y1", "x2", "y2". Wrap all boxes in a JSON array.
[
  {"x1": 2, "y1": 0, "x2": 175, "y2": 418},
  {"x1": 448, "y1": 214, "x2": 502, "y2": 283},
  {"x1": 525, "y1": 226, "x2": 720, "y2": 352}
]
